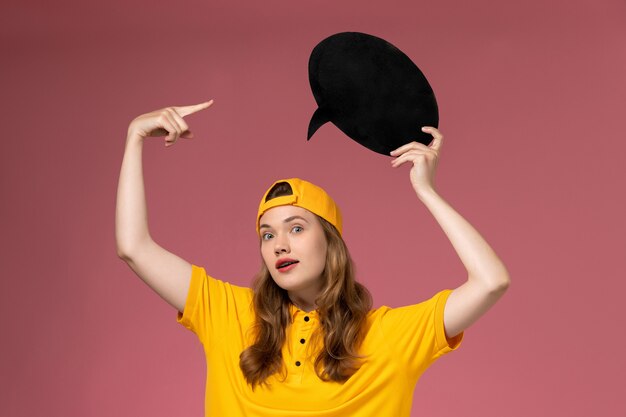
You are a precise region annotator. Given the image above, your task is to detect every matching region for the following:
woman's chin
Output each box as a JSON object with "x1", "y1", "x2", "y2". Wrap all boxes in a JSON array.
[{"x1": 271, "y1": 276, "x2": 309, "y2": 293}]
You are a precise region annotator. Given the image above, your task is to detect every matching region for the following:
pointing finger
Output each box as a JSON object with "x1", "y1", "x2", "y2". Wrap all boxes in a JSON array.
[
  {"x1": 174, "y1": 100, "x2": 214, "y2": 118},
  {"x1": 390, "y1": 141, "x2": 429, "y2": 156}
]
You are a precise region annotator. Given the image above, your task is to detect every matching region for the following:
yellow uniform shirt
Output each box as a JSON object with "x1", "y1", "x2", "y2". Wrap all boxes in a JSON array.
[{"x1": 177, "y1": 265, "x2": 463, "y2": 416}]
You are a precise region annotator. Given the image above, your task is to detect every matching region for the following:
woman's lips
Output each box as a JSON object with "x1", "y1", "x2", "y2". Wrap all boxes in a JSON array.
[
  {"x1": 276, "y1": 258, "x2": 298, "y2": 268},
  {"x1": 277, "y1": 262, "x2": 299, "y2": 272}
]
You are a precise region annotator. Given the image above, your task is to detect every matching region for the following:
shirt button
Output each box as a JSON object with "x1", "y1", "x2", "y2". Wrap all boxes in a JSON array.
[
  {"x1": 304, "y1": 316, "x2": 310, "y2": 322},
  {"x1": 300, "y1": 338, "x2": 305, "y2": 344},
  {"x1": 295, "y1": 361, "x2": 301, "y2": 366}
]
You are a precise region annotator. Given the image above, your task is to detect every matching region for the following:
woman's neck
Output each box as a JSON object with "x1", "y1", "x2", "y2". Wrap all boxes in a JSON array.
[{"x1": 289, "y1": 296, "x2": 317, "y2": 312}]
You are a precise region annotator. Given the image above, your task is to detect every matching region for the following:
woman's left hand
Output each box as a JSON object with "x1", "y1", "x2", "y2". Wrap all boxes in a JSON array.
[{"x1": 390, "y1": 126, "x2": 443, "y2": 197}]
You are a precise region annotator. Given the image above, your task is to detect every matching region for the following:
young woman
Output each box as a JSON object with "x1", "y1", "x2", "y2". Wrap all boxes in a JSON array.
[{"x1": 116, "y1": 101, "x2": 510, "y2": 417}]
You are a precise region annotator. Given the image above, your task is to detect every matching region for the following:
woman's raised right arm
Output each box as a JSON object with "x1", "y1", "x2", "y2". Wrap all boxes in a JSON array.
[{"x1": 115, "y1": 101, "x2": 213, "y2": 313}]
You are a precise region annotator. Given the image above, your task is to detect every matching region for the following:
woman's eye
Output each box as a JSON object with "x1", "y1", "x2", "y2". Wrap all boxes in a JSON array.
[
  {"x1": 262, "y1": 233, "x2": 273, "y2": 240},
  {"x1": 292, "y1": 226, "x2": 303, "y2": 233}
]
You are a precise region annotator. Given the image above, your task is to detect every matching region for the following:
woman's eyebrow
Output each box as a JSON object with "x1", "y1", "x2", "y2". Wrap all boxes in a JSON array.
[
  {"x1": 259, "y1": 216, "x2": 309, "y2": 230},
  {"x1": 283, "y1": 215, "x2": 309, "y2": 224}
]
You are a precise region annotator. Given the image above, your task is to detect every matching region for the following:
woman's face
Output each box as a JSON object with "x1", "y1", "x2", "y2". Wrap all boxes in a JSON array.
[{"x1": 259, "y1": 205, "x2": 328, "y2": 297}]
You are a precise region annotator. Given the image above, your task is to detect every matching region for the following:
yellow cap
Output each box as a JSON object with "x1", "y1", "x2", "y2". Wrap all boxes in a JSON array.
[{"x1": 256, "y1": 178, "x2": 342, "y2": 236}]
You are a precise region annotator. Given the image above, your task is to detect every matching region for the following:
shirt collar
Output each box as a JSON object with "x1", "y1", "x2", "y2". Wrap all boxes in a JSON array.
[{"x1": 288, "y1": 302, "x2": 319, "y2": 320}]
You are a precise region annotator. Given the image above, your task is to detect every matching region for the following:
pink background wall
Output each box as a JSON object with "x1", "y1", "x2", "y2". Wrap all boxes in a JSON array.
[{"x1": 2, "y1": 0, "x2": 625, "y2": 415}]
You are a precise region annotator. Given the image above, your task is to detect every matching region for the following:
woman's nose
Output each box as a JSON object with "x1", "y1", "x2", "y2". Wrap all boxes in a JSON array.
[{"x1": 274, "y1": 236, "x2": 290, "y2": 254}]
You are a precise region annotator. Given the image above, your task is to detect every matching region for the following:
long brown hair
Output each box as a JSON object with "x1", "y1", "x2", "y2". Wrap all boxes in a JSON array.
[{"x1": 239, "y1": 182, "x2": 373, "y2": 390}]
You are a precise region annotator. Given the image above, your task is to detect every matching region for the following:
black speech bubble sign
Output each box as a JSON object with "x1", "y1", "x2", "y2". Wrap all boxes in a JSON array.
[{"x1": 307, "y1": 32, "x2": 438, "y2": 156}]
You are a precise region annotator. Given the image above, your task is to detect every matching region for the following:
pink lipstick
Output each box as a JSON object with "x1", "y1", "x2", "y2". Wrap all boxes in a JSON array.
[{"x1": 276, "y1": 258, "x2": 299, "y2": 272}]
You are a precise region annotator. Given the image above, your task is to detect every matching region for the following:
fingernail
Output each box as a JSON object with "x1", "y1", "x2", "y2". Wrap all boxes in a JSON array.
[{"x1": 421, "y1": 127, "x2": 428, "y2": 131}]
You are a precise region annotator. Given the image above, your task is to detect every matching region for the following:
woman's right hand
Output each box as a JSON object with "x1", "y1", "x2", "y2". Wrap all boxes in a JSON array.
[{"x1": 127, "y1": 100, "x2": 214, "y2": 147}]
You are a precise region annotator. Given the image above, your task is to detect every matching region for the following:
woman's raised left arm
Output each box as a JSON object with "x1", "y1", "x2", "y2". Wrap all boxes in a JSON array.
[{"x1": 390, "y1": 127, "x2": 511, "y2": 339}]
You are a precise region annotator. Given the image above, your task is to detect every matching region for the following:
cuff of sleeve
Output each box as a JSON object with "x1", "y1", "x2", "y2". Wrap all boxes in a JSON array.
[
  {"x1": 176, "y1": 264, "x2": 202, "y2": 331},
  {"x1": 435, "y1": 289, "x2": 464, "y2": 354}
]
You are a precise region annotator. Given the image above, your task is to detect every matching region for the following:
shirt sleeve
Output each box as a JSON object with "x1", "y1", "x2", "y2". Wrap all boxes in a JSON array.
[
  {"x1": 176, "y1": 264, "x2": 253, "y2": 348},
  {"x1": 380, "y1": 289, "x2": 464, "y2": 378}
]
